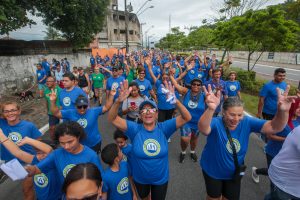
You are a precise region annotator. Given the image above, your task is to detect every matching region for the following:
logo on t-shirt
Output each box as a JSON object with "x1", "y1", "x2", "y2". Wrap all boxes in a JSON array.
[
  {"x1": 143, "y1": 139, "x2": 161, "y2": 156},
  {"x1": 226, "y1": 138, "x2": 241, "y2": 154},
  {"x1": 63, "y1": 97, "x2": 71, "y2": 106},
  {"x1": 122, "y1": 154, "x2": 127, "y2": 162},
  {"x1": 139, "y1": 85, "x2": 146, "y2": 92},
  {"x1": 229, "y1": 85, "x2": 237, "y2": 91},
  {"x1": 188, "y1": 100, "x2": 198, "y2": 109},
  {"x1": 8, "y1": 132, "x2": 22, "y2": 143},
  {"x1": 198, "y1": 74, "x2": 202, "y2": 79},
  {"x1": 37, "y1": 73, "x2": 41, "y2": 77},
  {"x1": 112, "y1": 82, "x2": 119, "y2": 90},
  {"x1": 190, "y1": 70, "x2": 195, "y2": 74},
  {"x1": 279, "y1": 88, "x2": 285, "y2": 95},
  {"x1": 63, "y1": 164, "x2": 76, "y2": 177},
  {"x1": 77, "y1": 118, "x2": 88, "y2": 128},
  {"x1": 117, "y1": 177, "x2": 129, "y2": 194},
  {"x1": 34, "y1": 173, "x2": 48, "y2": 188}
]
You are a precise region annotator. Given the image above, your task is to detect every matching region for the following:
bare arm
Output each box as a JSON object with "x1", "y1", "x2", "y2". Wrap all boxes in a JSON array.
[
  {"x1": 102, "y1": 90, "x2": 115, "y2": 113},
  {"x1": 169, "y1": 75, "x2": 188, "y2": 95},
  {"x1": 175, "y1": 100, "x2": 192, "y2": 129},
  {"x1": 49, "y1": 89, "x2": 62, "y2": 118},
  {"x1": 257, "y1": 96, "x2": 264, "y2": 118},
  {"x1": 85, "y1": 74, "x2": 91, "y2": 91}
]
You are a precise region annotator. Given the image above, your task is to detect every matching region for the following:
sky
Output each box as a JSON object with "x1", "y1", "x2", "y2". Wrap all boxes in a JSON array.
[{"x1": 2, "y1": 0, "x2": 285, "y2": 42}]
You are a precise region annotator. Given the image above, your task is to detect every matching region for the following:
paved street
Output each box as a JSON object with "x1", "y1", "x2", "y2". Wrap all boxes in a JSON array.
[
  {"x1": 0, "y1": 106, "x2": 271, "y2": 200},
  {"x1": 233, "y1": 60, "x2": 300, "y2": 85}
]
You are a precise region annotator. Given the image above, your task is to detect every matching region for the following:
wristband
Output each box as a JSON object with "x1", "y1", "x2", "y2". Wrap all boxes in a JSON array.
[{"x1": 1, "y1": 138, "x2": 9, "y2": 144}]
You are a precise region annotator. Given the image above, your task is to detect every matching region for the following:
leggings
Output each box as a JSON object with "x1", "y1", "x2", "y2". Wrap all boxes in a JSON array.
[{"x1": 134, "y1": 181, "x2": 168, "y2": 200}]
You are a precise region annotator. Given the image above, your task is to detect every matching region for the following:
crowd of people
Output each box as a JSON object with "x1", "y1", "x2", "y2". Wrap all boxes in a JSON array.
[{"x1": 0, "y1": 49, "x2": 299, "y2": 200}]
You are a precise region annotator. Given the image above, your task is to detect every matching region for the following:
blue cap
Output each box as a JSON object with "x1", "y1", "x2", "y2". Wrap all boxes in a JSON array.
[
  {"x1": 75, "y1": 96, "x2": 88, "y2": 106},
  {"x1": 139, "y1": 100, "x2": 157, "y2": 110}
]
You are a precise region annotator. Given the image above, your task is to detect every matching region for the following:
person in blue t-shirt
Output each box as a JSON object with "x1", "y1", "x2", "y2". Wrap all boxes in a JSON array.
[
  {"x1": 106, "y1": 66, "x2": 125, "y2": 101},
  {"x1": 225, "y1": 71, "x2": 241, "y2": 99},
  {"x1": 257, "y1": 68, "x2": 287, "y2": 120},
  {"x1": 25, "y1": 121, "x2": 103, "y2": 193},
  {"x1": 50, "y1": 92, "x2": 115, "y2": 154},
  {"x1": 108, "y1": 80, "x2": 191, "y2": 200},
  {"x1": 0, "y1": 131, "x2": 61, "y2": 200},
  {"x1": 114, "y1": 129, "x2": 132, "y2": 163},
  {"x1": 42, "y1": 58, "x2": 51, "y2": 76},
  {"x1": 0, "y1": 101, "x2": 42, "y2": 200},
  {"x1": 62, "y1": 163, "x2": 103, "y2": 200},
  {"x1": 36, "y1": 64, "x2": 47, "y2": 99},
  {"x1": 170, "y1": 76, "x2": 205, "y2": 163},
  {"x1": 101, "y1": 143, "x2": 137, "y2": 200},
  {"x1": 135, "y1": 68, "x2": 157, "y2": 101},
  {"x1": 90, "y1": 54, "x2": 96, "y2": 69},
  {"x1": 204, "y1": 68, "x2": 228, "y2": 116},
  {"x1": 59, "y1": 72, "x2": 87, "y2": 110},
  {"x1": 197, "y1": 85, "x2": 295, "y2": 200}
]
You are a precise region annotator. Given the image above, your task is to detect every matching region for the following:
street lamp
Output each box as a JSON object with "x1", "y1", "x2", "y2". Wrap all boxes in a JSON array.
[
  {"x1": 144, "y1": 25, "x2": 154, "y2": 49},
  {"x1": 136, "y1": 0, "x2": 152, "y2": 15},
  {"x1": 137, "y1": 6, "x2": 154, "y2": 17}
]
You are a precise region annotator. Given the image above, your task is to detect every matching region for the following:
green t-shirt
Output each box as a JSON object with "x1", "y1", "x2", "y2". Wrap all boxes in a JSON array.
[
  {"x1": 92, "y1": 73, "x2": 105, "y2": 88},
  {"x1": 44, "y1": 85, "x2": 62, "y2": 115},
  {"x1": 126, "y1": 68, "x2": 137, "y2": 84}
]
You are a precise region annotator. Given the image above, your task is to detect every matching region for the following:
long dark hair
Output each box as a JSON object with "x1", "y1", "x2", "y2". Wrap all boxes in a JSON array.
[
  {"x1": 54, "y1": 121, "x2": 86, "y2": 143},
  {"x1": 129, "y1": 81, "x2": 144, "y2": 98},
  {"x1": 62, "y1": 163, "x2": 102, "y2": 194}
]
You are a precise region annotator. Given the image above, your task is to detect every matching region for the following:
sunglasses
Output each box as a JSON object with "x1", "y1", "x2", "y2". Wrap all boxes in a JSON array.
[
  {"x1": 77, "y1": 105, "x2": 88, "y2": 109},
  {"x1": 192, "y1": 83, "x2": 201, "y2": 86},
  {"x1": 112, "y1": 69, "x2": 118, "y2": 72},
  {"x1": 140, "y1": 108, "x2": 157, "y2": 115}
]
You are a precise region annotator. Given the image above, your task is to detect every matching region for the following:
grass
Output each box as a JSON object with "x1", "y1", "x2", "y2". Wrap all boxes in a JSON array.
[{"x1": 241, "y1": 92, "x2": 259, "y2": 116}]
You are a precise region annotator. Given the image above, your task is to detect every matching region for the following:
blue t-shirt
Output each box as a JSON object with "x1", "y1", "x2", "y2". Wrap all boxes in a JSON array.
[
  {"x1": 121, "y1": 144, "x2": 132, "y2": 163},
  {"x1": 225, "y1": 80, "x2": 241, "y2": 97},
  {"x1": 204, "y1": 80, "x2": 228, "y2": 113},
  {"x1": 155, "y1": 80, "x2": 175, "y2": 110},
  {"x1": 183, "y1": 67, "x2": 205, "y2": 85},
  {"x1": 61, "y1": 107, "x2": 103, "y2": 147},
  {"x1": 135, "y1": 79, "x2": 152, "y2": 98},
  {"x1": 265, "y1": 125, "x2": 291, "y2": 158},
  {"x1": 42, "y1": 61, "x2": 51, "y2": 74},
  {"x1": 90, "y1": 57, "x2": 95, "y2": 65},
  {"x1": 0, "y1": 119, "x2": 42, "y2": 162},
  {"x1": 102, "y1": 65, "x2": 112, "y2": 78},
  {"x1": 182, "y1": 90, "x2": 205, "y2": 129},
  {"x1": 37, "y1": 146, "x2": 103, "y2": 187},
  {"x1": 259, "y1": 81, "x2": 287, "y2": 115},
  {"x1": 37, "y1": 69, "x2": 47, "y2": 84},
  {"x1": 143, "y1": 63, "x2": 153, "y2": 84},
  {"x1": 59, "y1": 87, "x2": 87, "y2": 110},
  {"x1": 102, "y1": 161, "x2": 132, "y2": 200},
  {"x1": 124, "y1": 118, "x2": 177, "y2": 184},
  {"x1": 106, "y1": 76, "x2": 125, "y2": 101},
  {"x1": 31, "y1": 156, "x2": 61, "y2": 200},
  {"x1": 200, "y1": 116, "x2": 266, "y2": 179}
]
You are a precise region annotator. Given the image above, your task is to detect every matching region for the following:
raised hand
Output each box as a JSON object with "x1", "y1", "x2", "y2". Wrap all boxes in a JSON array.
[
  {"x1": 162, "y1": 80, "x2": 176, "y2": 104},
  {"x1": 203, "y1": 84, "x2": 221, "y2": 111},
  {"x1": 117, "y1": 80, "x2": 132, "y2": 103},
  {"x1": 277, "y1": 85, "x2": 297, "y2": 112},
  {"x1": 49, "y1": 89, "x2": 57, "y2": 102}
]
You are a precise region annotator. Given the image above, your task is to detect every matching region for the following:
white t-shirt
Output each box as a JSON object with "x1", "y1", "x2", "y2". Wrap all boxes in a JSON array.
[
  {"x1": 268, "y1": 125, "x2": 300, "y2": 198},
  {"x1": 122, "y1": 96, "x2": 147, "y2": 119}
]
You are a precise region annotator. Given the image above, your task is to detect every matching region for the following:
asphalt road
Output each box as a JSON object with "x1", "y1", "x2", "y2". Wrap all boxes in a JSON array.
[
  {"x1": 0, "y1": 111, "x2": 271, "y2": 200},
  {"x1": 233, "y1": 60, "x2": 300, "y2": 84}
]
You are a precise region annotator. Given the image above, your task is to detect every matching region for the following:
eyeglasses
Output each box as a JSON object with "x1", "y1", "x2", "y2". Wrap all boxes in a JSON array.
[
  {"x1": 139, "y1": 72, "x2": 145, "y2": 75},
  {"x1": 112, "y1": 69, "x2": 118, "y2": 72},
  {"x1": 68, "y1": 193, "x2": 99, "y2": 200},
  {"x1": 77, "y1": 105, "x2": 88, "y2": 109},
  {"x1": 3, "y1": 109, "x2": 19, "y2": 114},
  {"x1": 192, "y1": 83, "x2": 201, "y2": 86},
  {"x1": 140, "y1": 108, "x2": 157, "y2": 115}
]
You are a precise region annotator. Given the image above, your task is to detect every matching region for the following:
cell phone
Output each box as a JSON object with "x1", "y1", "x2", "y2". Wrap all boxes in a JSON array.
[
  {"x1": 298, "y1": 81, "x2": 300, "y2": 90},
  {"x1": 130, "y1": 102, "x2": 136, "y2": 107}
]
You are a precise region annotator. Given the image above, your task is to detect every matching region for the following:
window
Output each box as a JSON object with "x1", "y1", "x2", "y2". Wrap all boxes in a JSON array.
[
  {"x1": 114, "y1": 29, "x2": 118, "y2": 34},
  {"x1": 112, "y1": 4, "x2": 117, "y2": 11},
  {"x1": 129, "y1": 30, "x2": 134, "y2": 35},
  {"x1": 119, "y1": 15, "x2": 125, "y2": 20},
  {"x1": 120, "y1": 30, "x2": 126, "y2": 34}
]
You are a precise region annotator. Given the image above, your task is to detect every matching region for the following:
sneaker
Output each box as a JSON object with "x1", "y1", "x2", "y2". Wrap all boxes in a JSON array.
[
  {"x1": 190, "y1": 153, "x2": 198, "y2": 162},
  {"x1": 252, "y1": 167, "x2": 260, "y2": 183},
  {"x1": 179, "y1": 153, "x2": 185, "y2": 163}
]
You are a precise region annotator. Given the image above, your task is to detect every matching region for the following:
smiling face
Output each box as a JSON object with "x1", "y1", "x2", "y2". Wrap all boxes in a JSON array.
[
  {"x1": 140, "y1": 104, "x2": 158, "y2": 125},
  {"x1": 2, "y1": 103, "x2": 21, "y2": 124},
  {"x1": 130, "y1": 85, "x2": 139, "y2": 97},
  {"x1": 191, "y1": 81, "x2": 202, "y2": 93},
  {"x1": 223, "y1": 106, "x2": 244, "y2": 130}
]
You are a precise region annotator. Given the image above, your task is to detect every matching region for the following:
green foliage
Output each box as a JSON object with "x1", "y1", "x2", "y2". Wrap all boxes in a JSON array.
[
  {"x1": 240, "y1": 92, "x2": 259, "y2": 115},
  {"x1": 0, "y1": 0, "x2": 36, "y2": 35},
  {"x1": 155, "y1": 27, "x2": 186, "y2": 50},
  {"x1": 43, "y1": 26, "x2": 63, "y2": 40},
  {"x1": 0, "y1": 0, "x2": 109, "y2": 48}
]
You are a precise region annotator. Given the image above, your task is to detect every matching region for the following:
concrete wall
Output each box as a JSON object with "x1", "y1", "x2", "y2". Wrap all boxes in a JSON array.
[
  {"x1": 214, "y1": 51, "x2": 300, "y2": 65},
  {"x1": 0, "y1": 52, "x2": 90, "y2": 95}
]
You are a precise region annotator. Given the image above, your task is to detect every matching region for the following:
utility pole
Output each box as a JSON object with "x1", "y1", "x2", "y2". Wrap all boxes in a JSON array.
[{"x1": 125, "y1": 0, "x2": 129, "y2": 53}]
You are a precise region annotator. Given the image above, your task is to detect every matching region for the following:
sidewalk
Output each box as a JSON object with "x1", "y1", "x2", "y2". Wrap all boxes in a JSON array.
[{"x1": 233, "y1": 58, "x2": 300, "y2": 70}]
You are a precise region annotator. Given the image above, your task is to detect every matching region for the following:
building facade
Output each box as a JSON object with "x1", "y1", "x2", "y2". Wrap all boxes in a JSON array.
[{"x1": 91, "y1": 0, "x2": 141, "y2": 51}]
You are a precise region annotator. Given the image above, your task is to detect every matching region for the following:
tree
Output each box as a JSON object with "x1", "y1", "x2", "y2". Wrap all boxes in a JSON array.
[
  {"x1": 215, "y1": 6, "x2": 300, "y2": 71},
  {"x1": 43, "y1": 26, "x2": 63, "y2": 40},
  {"x1": 155, "y1": 27, "x2": 186, "y2": 51},
  {"x1": 182, "y1": 27, "x2": 215, "y2": 50},
  {"x1": 0, "y1": 0, "x2": 109, "y2": 48}
]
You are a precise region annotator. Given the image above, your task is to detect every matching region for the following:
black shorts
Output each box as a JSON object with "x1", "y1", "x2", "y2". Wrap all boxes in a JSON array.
[
  {"x1": 262, "y1": 112, "x2": 274, "y2": 120},
  {"x1": 134, "y1": 181, "x2": 168, "y2": 200},
  {"x1": 202, "y1": 170, "x2": 241, "y2": 200}
]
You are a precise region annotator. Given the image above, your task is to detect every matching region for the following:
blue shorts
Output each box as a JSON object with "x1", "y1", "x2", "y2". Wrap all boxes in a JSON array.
[
  {"x1": 180, "y1": 126, "x2": 200, "y2": 137},
  {"x1": 48, "y1": 114, "x2": 60, "y2": 126},
  {"x1": 38, "y1": 83, "x2": 46, "y2": 90}
]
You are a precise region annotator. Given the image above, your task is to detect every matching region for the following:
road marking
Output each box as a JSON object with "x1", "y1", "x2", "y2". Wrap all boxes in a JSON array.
[{"x1": 234, "y1": 61, "x2": 300, "y2": 72}]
